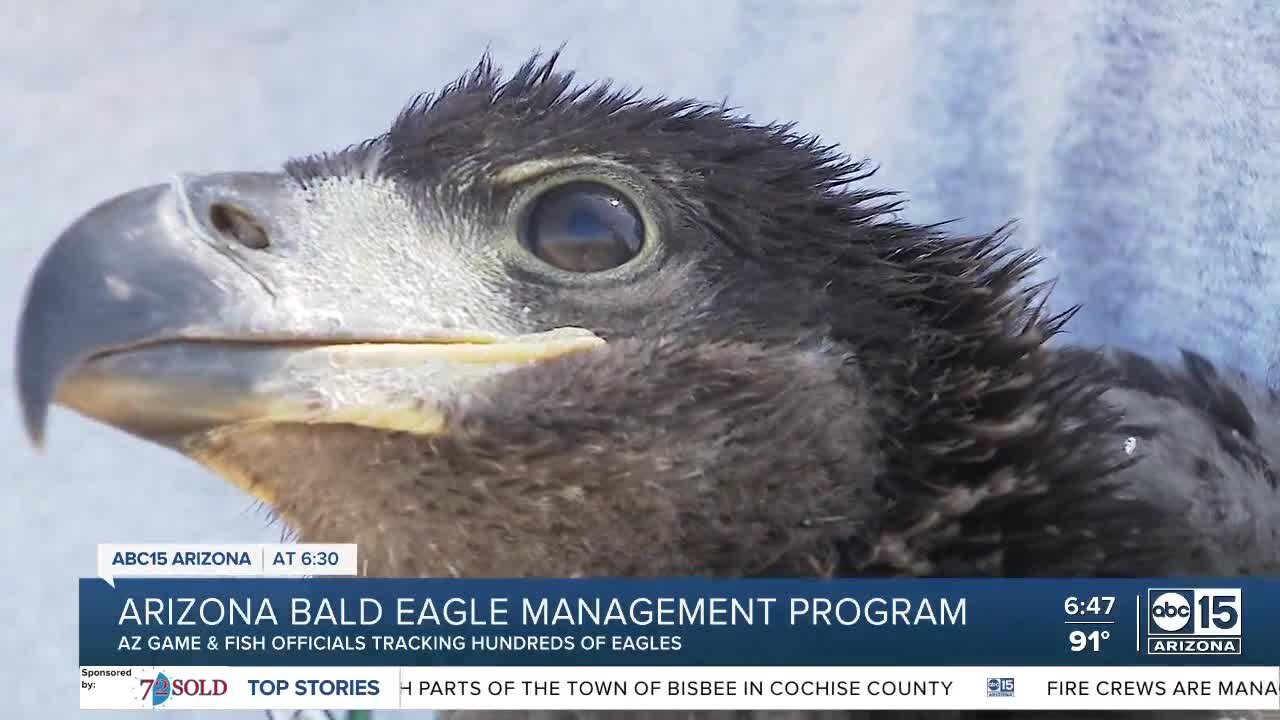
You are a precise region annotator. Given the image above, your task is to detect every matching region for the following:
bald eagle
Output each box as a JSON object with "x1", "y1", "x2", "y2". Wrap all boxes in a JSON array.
[{"x1": 15, "y1": 53, "x2": 1280, "y2": 717}]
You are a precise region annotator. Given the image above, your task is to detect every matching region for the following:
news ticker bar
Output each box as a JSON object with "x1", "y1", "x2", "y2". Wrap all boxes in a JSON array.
[
  {"x1": 80, "y1": 666, "x2": 1280, "y2": 711},
  {"x1": 81, "y1": 578, "x2": 1270, "y2": 666}
]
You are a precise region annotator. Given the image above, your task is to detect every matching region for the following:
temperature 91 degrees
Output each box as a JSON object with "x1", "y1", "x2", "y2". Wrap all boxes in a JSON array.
[{"x1": 1069, "y1": 629, "x2": 1111, "y2": 652}]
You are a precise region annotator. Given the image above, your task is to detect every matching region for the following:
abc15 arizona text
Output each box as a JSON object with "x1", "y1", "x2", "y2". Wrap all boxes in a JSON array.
[{"x1": 1146, "y1": 588, "x2": 1242, "y2": 655}]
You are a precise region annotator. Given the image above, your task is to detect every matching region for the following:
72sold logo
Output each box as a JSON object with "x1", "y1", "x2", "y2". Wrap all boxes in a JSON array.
[{"x1": 139, "y1": 672, "x2": 228, "y2": 706}]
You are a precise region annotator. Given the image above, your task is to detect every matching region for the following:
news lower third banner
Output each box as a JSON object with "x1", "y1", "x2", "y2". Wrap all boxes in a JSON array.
[{"x1": 79, "y1": 545, "x2": 1280, "y2": 711}]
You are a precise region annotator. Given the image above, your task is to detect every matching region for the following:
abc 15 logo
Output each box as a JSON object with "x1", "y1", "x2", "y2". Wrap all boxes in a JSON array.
[{"x1": 1147, "y1": 589, "x2": 1242, "y2": 636}]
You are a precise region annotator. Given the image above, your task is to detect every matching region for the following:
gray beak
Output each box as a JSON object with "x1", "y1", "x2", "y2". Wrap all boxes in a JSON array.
[
  {"x1": 17, "y1": 173, "x2": 295, "y2": 444},
  {"x1": 17, "y1": 173, "x2": 602, "y2": 448}
]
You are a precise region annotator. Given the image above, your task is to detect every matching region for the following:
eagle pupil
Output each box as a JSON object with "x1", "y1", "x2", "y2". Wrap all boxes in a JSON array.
[{"x1": 521, "y1": 182, "x2": 644, "y2": 272}]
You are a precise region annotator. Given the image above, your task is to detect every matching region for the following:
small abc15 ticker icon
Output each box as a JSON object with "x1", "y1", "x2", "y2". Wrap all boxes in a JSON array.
[{"x1": 1146, "y1": 588, "x2": 1242, "y2": 655}]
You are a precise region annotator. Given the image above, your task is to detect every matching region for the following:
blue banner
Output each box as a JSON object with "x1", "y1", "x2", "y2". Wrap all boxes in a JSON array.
[{"x1": 79, "y1": 578, "x2": 1271, "y2": 667}]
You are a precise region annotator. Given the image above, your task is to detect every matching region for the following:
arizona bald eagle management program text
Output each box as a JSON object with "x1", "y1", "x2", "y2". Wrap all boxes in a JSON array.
[{"x1": 116, "y1": 594, "x2": 968, "y2": 628}]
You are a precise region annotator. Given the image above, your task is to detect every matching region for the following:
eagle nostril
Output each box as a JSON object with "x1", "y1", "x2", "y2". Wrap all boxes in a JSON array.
[{"x1": 208, "y1": 202, "x2": 270, "y2": 250}]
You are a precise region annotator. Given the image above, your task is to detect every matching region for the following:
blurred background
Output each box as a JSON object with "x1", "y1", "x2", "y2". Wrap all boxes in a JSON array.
[{"x1": 2, "y1": 0, "x2": 1276, "y2": 716}]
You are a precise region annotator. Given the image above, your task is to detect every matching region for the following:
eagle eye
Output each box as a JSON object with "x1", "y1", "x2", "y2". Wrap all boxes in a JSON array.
[{"x1": 518, "y1": 182, "x2": 645, "y2": 273}]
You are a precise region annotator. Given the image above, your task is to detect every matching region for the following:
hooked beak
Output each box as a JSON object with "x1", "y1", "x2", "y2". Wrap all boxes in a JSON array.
[{"x1": 17, "y1": 172, "x2": 603, "y2": 449}]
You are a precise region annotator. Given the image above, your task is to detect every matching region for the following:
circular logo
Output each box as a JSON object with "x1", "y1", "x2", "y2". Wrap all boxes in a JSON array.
[
  {"x1": 987, "y1": 679, "x2": 1001, "y2": 692},
  {"x1": 1150, "y1": 592, "x2": 1192, "y2": 632}
]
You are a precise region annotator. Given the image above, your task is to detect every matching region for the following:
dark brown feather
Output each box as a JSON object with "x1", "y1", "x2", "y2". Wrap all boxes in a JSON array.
[{"x1": 252, "y1": 54, "x2": 1280, "y2": 719}]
